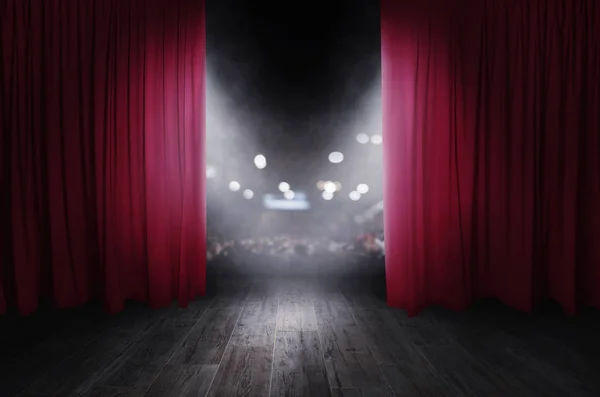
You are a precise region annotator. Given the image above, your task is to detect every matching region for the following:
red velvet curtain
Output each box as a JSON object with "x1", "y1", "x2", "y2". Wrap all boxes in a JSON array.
[
  {"x1": 382, "y1": 0, "x2": 600, "y2": 315},
  {"x1": 0, "y1": 0, "x2": 206, "y2": 315}
]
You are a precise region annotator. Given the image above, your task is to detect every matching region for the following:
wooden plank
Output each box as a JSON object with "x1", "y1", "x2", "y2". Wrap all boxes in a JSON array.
[
  {"x1": 207, "y1": 280, "x2": 251, "y2": 310},
  {"x1": 317, "y1": 321, "x2": 370, "y2": 355},
  {"x1": 95, "y1": 316, "x2": 197, "y2": 388},
  {"x1": 277, "y1": 301, "x2": 318, "y2": 332},
  {"x1": 169, "y1": 307, "x2": 242, "y2": 365},
  {"x1": 314, "y1": 288, "x2": 388, "y2": 389},
  {"x1": 318, "y1": 321, "x2": 385, "y2": 389},
  {"x1": 348, "y1": 307, "x2": 459, "y2": 395},
  {"x1": 323, "y1": 350, "x2": 386, "y2": 390},
  {"x1": 79, "y1": 386, "x2": 147, "y2": 397},
  {"x1": 169, "y1": 298, "x2": 215, "y2": 321},
  {"x1": 207, "y1": 344, "x2": 273, "y2": 397},
  {"x1": 232, "y1": 299, "x2": 278, "y2": 339},
  {"x1": 205, "y1": 282, "x2": 279, "y2": 396},
  {"x1": 144, "y1": 364, "x2": 217, "y2": 397},
  {"x1": 350, "y1": 309, "x2": 426, "y2": 366},
  {"x1": 314, "y1": 299, "x2": 356, "y2": 326},
  {"x1": 331, "y1": 387, "x2": 394, "y2": 396},
  {"x1": 270, "y1": 331, "x2": 331, "y2": 397}
]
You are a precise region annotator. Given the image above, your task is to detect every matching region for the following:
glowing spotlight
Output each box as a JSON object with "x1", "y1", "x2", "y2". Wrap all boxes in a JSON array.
[
  {"x1": 229, "y1": 181, "x2": 241, "y2": 192},
  {"x1": 206, "y1": 165, "x2": 216, "y2": 179},
  {"x1": 334, "y1": 181, "x2": 342, "y2": 191},
  {"x1": 356, "y1": 133, "x2": 369, "y2": 144},
  {"x1": 317, "y1": 180, "x2": 325, "y2": 190},
  {"x1": 356, "y1": 183, "x2": 369, "y2": 194},
  {"x1": 323, "y1": 181, "x2": 336, "y2": 193},
  {"x1": 278, "y1": 182, "x2": 290, "y2": 193},
  {"x1": 349, "y1": 191, "x2": 361, "y2": 201},
  {"x1": 284, "y1": 190, "x2": 295, "y2": 200},
  {"x1": 328, "y1": 151, "x2": 344, "y2": 164},
  {"x1": 243, "y1": 189, "x2": 254, "y2": 199},
  {"x1": 322, "y1": 191, "x2": 334, "y2": 201},
  {"x1": 254, "y1": 154, "x2": 267, "y2": 169},
  {"x1": 371, "y1": 135, "x2": 383, "y2": 145}
]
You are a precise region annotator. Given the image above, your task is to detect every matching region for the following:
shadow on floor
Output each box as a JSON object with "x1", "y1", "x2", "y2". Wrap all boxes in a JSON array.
[{"x1": 0, "y1": 256, "x2": 599, "y2": 396}]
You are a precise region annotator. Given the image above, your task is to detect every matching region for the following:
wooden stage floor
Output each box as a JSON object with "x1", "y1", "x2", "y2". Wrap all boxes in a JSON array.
[{"x1": 1, "y1": 273, "x2": 599, "y2": 396}]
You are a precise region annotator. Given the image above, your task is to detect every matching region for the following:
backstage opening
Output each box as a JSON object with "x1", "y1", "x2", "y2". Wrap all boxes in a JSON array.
[{"x1": 204, "y1": 0, "x2": 386, "y2": 301}]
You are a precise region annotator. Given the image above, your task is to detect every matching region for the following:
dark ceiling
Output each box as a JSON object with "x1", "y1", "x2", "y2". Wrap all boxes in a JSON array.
[{"x1": 207, "y1": 0, "x2": 380, "y2": 136}]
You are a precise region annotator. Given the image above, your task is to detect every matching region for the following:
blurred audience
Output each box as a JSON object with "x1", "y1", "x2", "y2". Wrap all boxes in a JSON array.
[
  {"x1": 207, "y1": 231, "x2": 384, "y2": 262},
  {"x1": 206, "y1": 229, "x2": 385, "y2": 278}
]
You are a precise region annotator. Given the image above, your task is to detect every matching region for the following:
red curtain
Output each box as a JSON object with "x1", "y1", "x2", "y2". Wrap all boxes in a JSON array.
[
  {"x1": 382, "y1": 0, "x2": 600, "y2": 316},
  {"x1": 0, "y1": 0, "x2": 206, "y2": 315}
]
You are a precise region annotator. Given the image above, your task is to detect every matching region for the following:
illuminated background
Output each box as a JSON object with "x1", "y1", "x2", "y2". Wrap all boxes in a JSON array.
[{"x1": 205, "y1": 0, "x2": 383, "y2": 239}]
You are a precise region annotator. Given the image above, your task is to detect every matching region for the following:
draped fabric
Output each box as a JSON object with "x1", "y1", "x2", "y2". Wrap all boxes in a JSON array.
[
  {"x1": 0, "y1": 0, "x2": 206, "y2": 315},
  {"x1": 382, "y1": 0, "x2": 600, "y2": 315}
]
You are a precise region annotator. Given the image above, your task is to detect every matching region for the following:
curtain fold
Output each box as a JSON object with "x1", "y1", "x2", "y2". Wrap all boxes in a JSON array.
[
  {"x1": 382, "y1": 0, "x2": 600, "y2": 315},
  {"x1": 0, "y1": 0, "x2": 206, "y2": 315}
]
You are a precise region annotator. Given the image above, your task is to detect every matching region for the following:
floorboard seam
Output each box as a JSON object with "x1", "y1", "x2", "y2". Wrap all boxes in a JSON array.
[
  {"x1": 381, "y1": 305, "x2": 440, "y2": 374},
  {"x1": 267, "y1": 277, "x2": 281, "y2": 397},
  {"x1": 203, "y1": 279, "x2": 254, "y2": 397},
  {"x1": 313, "y1": 290, "x2": 335, "y2": 396},
  {"x1": 338, "y1": 284, "x2": 397, "y2": 396},
  {"x1": 142, "y1": 296, "x2": 218, "y2": 396}
]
